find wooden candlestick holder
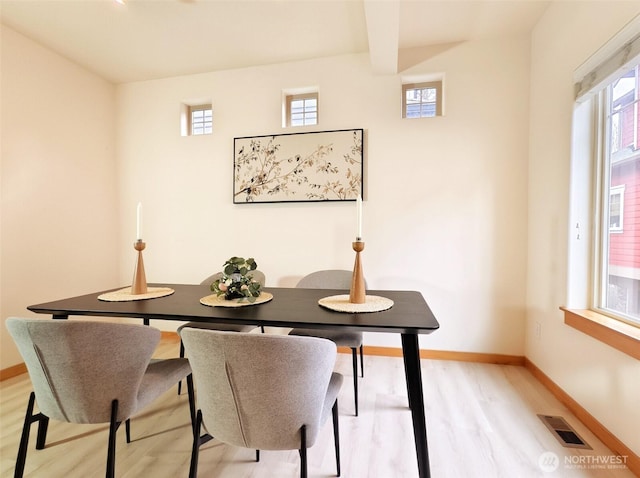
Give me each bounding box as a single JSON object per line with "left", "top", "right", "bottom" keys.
{"left": 131, "top": 240, "right": 148, "bottom": 295}
{"left": 350, "top": 240, "right": 366, "bottom": 304}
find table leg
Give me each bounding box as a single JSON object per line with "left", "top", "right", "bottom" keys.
{"left": 401, "top": 333, "right": 431, "bottom": 478}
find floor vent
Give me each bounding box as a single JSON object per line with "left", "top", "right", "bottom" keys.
{"left": 538, "top": 414, "right": 592, "bottom": 449}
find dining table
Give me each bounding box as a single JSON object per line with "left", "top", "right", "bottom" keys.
{"left": 28, "top": 283, "right": 440, "bottom": 478}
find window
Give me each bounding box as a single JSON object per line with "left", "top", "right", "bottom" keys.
{"left": 609, "top": 185, "right": 625, "bottom": 231}
{"left": 596, "top": 65, "right": 640, "bottom": 324}
{"left": 189, "top": 104, "right": 212, "bottom": 135}
{"left": 402, "top": 81, "right": 442, "bottom": 118}
{"left": 286, "top": 93, "right": 318, "bottom": 127}
{"left": 282, "top": 88, "right": 319, "bottom": 128}
{"left": 567, "top": 26, "right": 640, "bottom": 356}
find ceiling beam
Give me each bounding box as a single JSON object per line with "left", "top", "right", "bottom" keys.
{"left": 363, "top": 0, "right": 400, "bottom": 75}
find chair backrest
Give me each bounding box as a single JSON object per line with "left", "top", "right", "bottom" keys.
{"left": 180, "top": 328, "right": 336, "bottom": 450}
{"left": 6, "top": 317, "right": 160, "bottom": 424}
{"left": 296, "top": 269, "right": 366, "bottom": 289}
{"left": 200, "top": 270, "right": 266, "bottom": 287}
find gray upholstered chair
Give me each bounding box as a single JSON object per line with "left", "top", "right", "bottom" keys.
{"left": 289, "top": 269, "right": 365, "bottom": 416}
{"left": 180, "top": 328, "right": 343, "bottom": 478}
{"left": 176, "top": 270, "right": 265, "bottom": 394}
{"left": 6, "top": 317, "right": 195, "bottom": 478}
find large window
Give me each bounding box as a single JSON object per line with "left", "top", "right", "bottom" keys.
{"left": 568, "top": 25, "right": 640, "bottom": 356}
{"left": 597, "top": 64, "right": 640, "bottom": 325}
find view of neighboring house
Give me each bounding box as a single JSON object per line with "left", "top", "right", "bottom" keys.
{"left": 608, "top": 65, "right": 640, "bottom": 321}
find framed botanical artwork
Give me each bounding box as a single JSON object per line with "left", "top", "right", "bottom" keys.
{"left": 233, "top": 128, "right": 364, "bottom": 203}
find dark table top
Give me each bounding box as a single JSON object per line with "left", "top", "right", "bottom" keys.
{"left": 28, "top": 283, "right": 440, "bottom": 335}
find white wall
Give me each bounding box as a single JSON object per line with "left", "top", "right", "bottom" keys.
{"left": 527, "top": 2, "right": 640, "bottom": 456}
{"left": 0, "top": 26, "right": 119, "bottom": 368}
{"left": 115, "top": 35, "right": 530, "bottom": 354}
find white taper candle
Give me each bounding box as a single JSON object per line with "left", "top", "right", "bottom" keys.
{"left": 357, "top": 194, "right": 362, "bottom": 240}
{"left": 136, "top": 202, "right": 142, "bottom": 240}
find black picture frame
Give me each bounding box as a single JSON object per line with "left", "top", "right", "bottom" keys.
{"left": 233, "top": 128, "right": 364, "bottom": 203}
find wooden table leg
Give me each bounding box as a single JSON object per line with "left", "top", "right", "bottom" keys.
{"left": 401, "top": 333, "right": 431, "bottom": 478}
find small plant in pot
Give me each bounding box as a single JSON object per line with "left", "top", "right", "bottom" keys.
{"left": 211, "top": 257, "right": 261, "bottom": 302}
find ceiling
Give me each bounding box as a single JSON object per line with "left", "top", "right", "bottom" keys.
{"left": 0, "top": 0, "right": 552, "bottom": 84}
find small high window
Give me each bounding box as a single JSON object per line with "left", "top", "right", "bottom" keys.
{"left": 190, "top": 104, "right": 212, "bottom": 135}
{"left": 402, "top": 81, "right": 443, "bottom": 118}
{"left": 286, "top": 93, "right": 318, "bottom": 127}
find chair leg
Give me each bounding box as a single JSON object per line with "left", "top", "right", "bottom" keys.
{"left": 189, "top": 410, "right": 215, "bottom": 478}
{"left": 186, "top": 374, "right": 196, "bottom": 432}
{"left": 34, "top": 410, "right": 49, "bottom": 451}
{"left": 14, "top": 392, "right": 49, "bottom": 478}
{"left": 106, "top": 399, "right": 119, "bottom": 478}
{"left": 360, "top": 344, "right": 364, "bottom": 377}
{"left": 332, "top": 400, "right": 341, "bottom": 477}
{"left": 299, "top": 425, "right": 307, "bottom": 478}
{"left": 178, "top": 340, "right": 185, "bottom": 395}
{"left": 351, "top": 347, "right": 359, "bottom": 416}
{"left": 125, "top": 419, "right": 131, "bottom": 443}
{"left": 189, "top": 410, "right": 202, "bottom": 478}
{"left": 14, "top": 397, "right": 30, "bottom": 478}
{"left": 256, "top": 450, "right": 260, "bottom": 462}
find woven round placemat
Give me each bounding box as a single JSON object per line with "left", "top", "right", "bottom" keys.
{"left": 318, "top": 294, "right": 394, "bottom": 313}
{"left": 200, "top": 292, "right": 274, "bottom": 308}
{"left": 98, "top": 287, "right": 175, "bottom": 302}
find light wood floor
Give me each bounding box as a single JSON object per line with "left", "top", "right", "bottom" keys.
{"left": 0, "top": 335, "right": 635, "bottom": 478}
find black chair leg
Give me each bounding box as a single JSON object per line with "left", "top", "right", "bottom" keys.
{"left": 351, "top": 347, "right": 359, "bottom": 416}
{"left": 256, "top": 450, "right": 260, "bottom": 462}
{"left": 14, "top": 392, "right": 49, "bottom": 478}
{"left": 35, "top": 411, "right": 49, "bottom": 450}
{"left": 332, "top": 400, "right": 341, "bottom": 477}
{"left": 299, "top": 425, "right": 307, "bottom": 478}
{"left": 189, "top": 410, "right": 214, "bottom": 478}
{"left": 178, "top": 340, "right": 185, "bottom": 395}
{"left": 186, "top": 374, "right": 196, "bottom": 432}
{"left": 106, "top": 400, "right": 119, "bottom": 478}
{"left": 360, "top": 344, "right": 364, "bottom": 377}
{"left": 14, "top": 395, "right": 31, "bottom": 478}
{"left": 190, "top": 410, "right": 202, "bottom": 478}
{"left": 125, "top": 419, "right": 131, "bottom": 443}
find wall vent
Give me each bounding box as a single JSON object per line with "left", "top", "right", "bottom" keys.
{"left": 538, "top": 414, "right": 592, "bottom": 449}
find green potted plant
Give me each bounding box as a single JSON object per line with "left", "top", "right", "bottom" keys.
{"left": 211, "top": 256, "right": 261, "bottom": 302}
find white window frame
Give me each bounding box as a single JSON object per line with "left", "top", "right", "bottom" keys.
{"left": 565, "top": 21, "right": 640, "bottom": 357}
{"left": 285, "top": 93, "right": 318, "bottom": 127}
{"left": 402, "top": 81, "right": 443, "bottom": 118}
{"left": 189, "top": 104, "right": 212, "bottom": 136}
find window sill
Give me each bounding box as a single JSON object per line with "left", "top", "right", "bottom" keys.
{"left": 561, "top": 307, "right": 640, "bottom": 361}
